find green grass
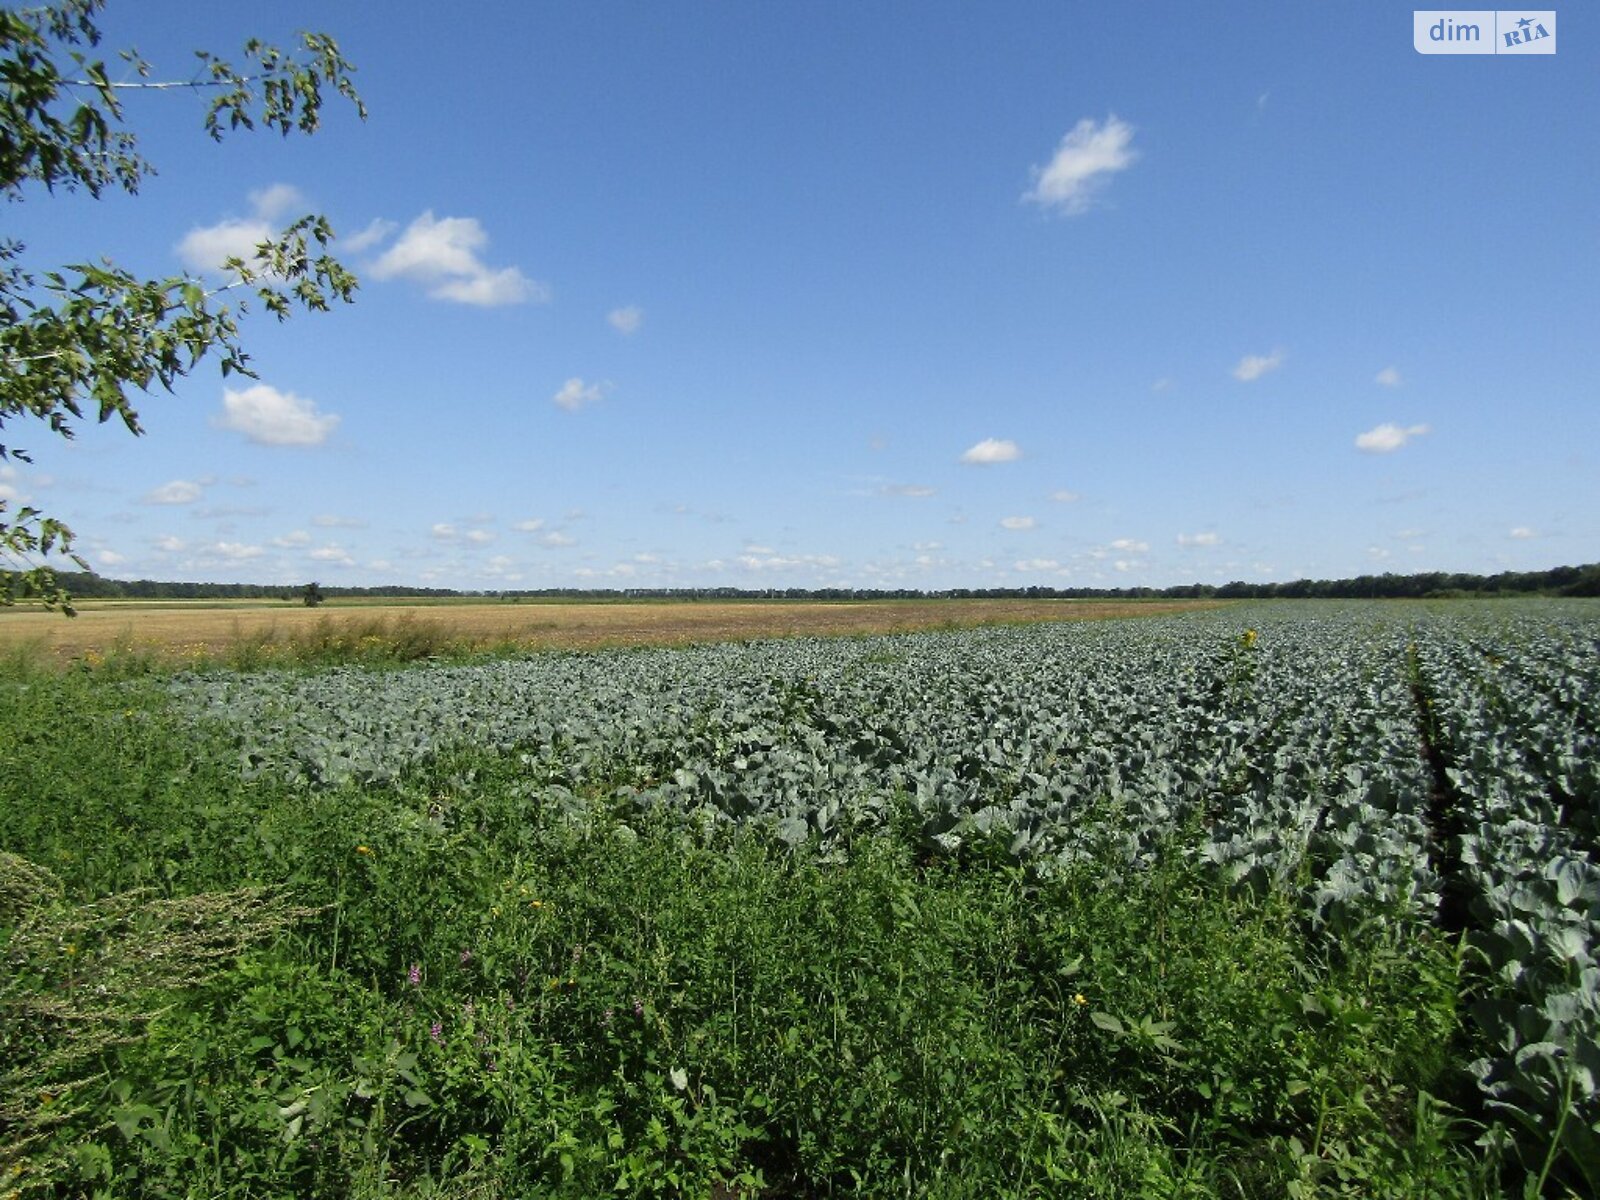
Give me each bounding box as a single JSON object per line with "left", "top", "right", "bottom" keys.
{"left": 0, "top": 663, "right": 1546, "bottom": 1198}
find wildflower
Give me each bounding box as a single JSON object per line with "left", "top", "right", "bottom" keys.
{"left": 1073, "top": 994, "right": 1087, "bottom": 1006}
{"left": 63, "top": 945, "right": 77, "bottom": 957}
{"left": 602, "top": 1007, "right": 614, "bottom": 1027}
{"left": 460, "top": 948, "right": 473, "bottom": 965}
{"left": 407, "top": 963, "right": 422, "bottom": 987}
{"left": 633, "top": 997, "right": 644, "bottom": 1019}
{"left": 356, "top": 845, "right": 372, "bottom": 856}
{"left": 429, "top": 1021, "right": 444, "bottom": 1044}
{"left": 529, "top": 899, "right": 544, "bottom": 909}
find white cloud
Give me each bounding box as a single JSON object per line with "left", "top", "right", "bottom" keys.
{"left": 342, "top": 217, "right": 398, "bottom": 253}
{"left": 1177, "top": 532, "right": 1221, "bottom": 547}
{"left": 745, "top": 544, "right": 776, "bottom": 555}
{"left": 1049, "top": 489, "right": 1080, "bottom": 503}
{"left": 175, "top": 184, "right": 306, "bottom": 275}
{"left": 552, "top": 378, "right": 607, "bottom": 411}
{"left": 1000, "top": 516, "right": 1036, "bottom": 530}
{"left": 1374, "top": 366, "right": 1402, "bottom": 387}
{"left": 154, "top": 535, "right": 186, "bottom": 552}
{"left": 538, "top": 531, "right": 576, "bottom": 548}
{"left": 1023, "top": 115, "right": 1138, "bottom": 216}
{"left": 912, "top": 541, "right": 943, "bottom": 552}
{"left": 144, "top": 479, "right": 203, "bottom": 505}
{"left": 1015, "top": 558, "right": 1061, "bottom": 571}
{"left": 313, "top": 514, "right": 366, "bottom": 529}
{"left": 369, "top": 211, "right": 545, "bottom": 307}
{"left": 961, "top": 438, "right": 1022, "bottom": 464}
{"left": 1113, "top": 560, "right": 1139, "bottom": 573}
{"left": 464, "top": 529, "right": 495, "bottom": 545}
{"left": 608, "top": 305, "right": 643, "bottom": 334}
{"left": 1355, "top": 422, "right": 1430, "bottom": 453}
{"left": 206, "top": 541, "right": 264, "bottom": 561}
{"left": 272, "top": 530, "right": 312, "bottom": 548}
{"left": 217, "top": 383, "right": 340, "bottom": 447}
{"left": 250, "top": 183, "right": 305, "bottom": 221}
{"left": 1110, "top": 537, "right": 1149, "bottom": 553}
{"left": 514, "top": 518, "right": 547, "bottom": 532}
{"left": 1509, "top": 526, "right": 1537, "bottom": 539}
{"left": 1232, "top": 349, "right": 1285, "bottom": 382}
{"left": 882, "top": 483, "right": 936, "bottom": 498}
{"left": 309, "top": 544, "right": 354, "bottom": 565}
{"left": 96, "top": 549, "right": 128, "bottom": 566}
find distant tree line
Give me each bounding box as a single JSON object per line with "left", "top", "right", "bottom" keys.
{"left": 28, "top": 562, "right": 1600, "bottom": 604}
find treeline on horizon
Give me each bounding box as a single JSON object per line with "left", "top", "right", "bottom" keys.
{"left": 32, "top": 562, "right": 1600, "bottom": 603}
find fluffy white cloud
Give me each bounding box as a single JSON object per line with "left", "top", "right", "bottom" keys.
{"left": 514, "top": 518, "right": 547, "bottom": 532}
{"left": 95, "top": 549, "right": 128, "bottom": 566}
{"left": 960, "top": 438, "right": 1021, "bottom": 464}
{"left": 216, "top": 384, "right": 340, "bottom": 447}
{"left": 1049, "top": 489, "right": 1080, "bottom": 503}
{"left": 144, "top": 479, "right": 203, "bottom": 505}
{"left": 431, "top": 523, "right": 458, "bottom": 540}
{"left": 464, "top": 529, "right": 495, "bottom": 545}
{"left": 1015, "top": 558, "right": 1061, "bottom": 571}
{"left": 538, "top": 531, "right": 576, "bottom": 548}
{"left": 272, "top": 530, "right": 312, "bottom": 548}
{"left": 1110, "top": 537, "right": 1149, "bottom": 553}
{"left": 552, "top": 378, "right": 607, "bottom": 411}
{"left": 1509, "top": 526, "right": 1536, "bottom": 539}
{"left": 1355, "top": 422, "right": 1430, "bottom": 453}
{"left": 342, "top": 217, "right": 398, "bottom": 253}
{"left": 309, "top": 545, "right": 354, "bottom": 565}
{"left": 154, "top": 535, "right": 186, "bottom": 552}
{"left": 1177, "top": 531, "right": 1221, "bottom": 547}
{"left": 175, "top": 184, "right": 307, "bottom": 275}
{"left": 1232, "top": 349, "right": 1285, "bottom": 382}
{"left": 999, "top": 516, "right": 1036, "bottom": 530}
{"left": 1375, "top": 366, "right": 1402, "bottom": 387}
{"left": 608, "top": 305, "right": 643, "bottom": 334}
{"left": 369, "top": 211, "right": 545, "bottom": 306}
{"left": 1023, "top": 115, "right": 1138, "bottom": 216}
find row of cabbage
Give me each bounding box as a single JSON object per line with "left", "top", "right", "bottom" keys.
{"left": 1410, "top": 609, "right": 1600, "bottom": 1182}
{"left": 172, "top": 605, "right": 1443, "bottom": 929}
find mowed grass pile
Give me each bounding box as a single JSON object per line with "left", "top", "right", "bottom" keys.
{"left": 0, "top": 659, "right": 1519, "bottom": 1198}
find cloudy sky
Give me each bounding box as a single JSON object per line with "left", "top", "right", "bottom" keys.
{"left": 6, "top": 3, "right": 1596, "bottom": 590}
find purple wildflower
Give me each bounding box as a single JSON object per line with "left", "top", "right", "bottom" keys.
{"left": 633, "top": 997, "right": 644, "bottom": 1019}
{"left": 429, "top": 1020, "right": 444, "bottom": 1044}
{"left": 407, "top": 963, "right": 422, "bottom": 987}
{"left": 460, "top": 948, "right": 473, "bottom": 965}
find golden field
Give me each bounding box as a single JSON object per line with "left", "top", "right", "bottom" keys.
{"left": 0, "top": 597, "right": 1223, "bottom": 663}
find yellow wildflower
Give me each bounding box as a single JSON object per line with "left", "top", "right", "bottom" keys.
{"left": 356, "top": 845, "right": 372, "bottom": 856}
{"left": 1072, "top": 993, "right": 1087, "bottom": 1006}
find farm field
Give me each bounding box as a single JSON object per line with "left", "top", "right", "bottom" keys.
{"left": 1, "top": 600, "right": 1596, "bottom": 1197}
{"left": 0, "top": 597, "right": 1216, "bottom": 664}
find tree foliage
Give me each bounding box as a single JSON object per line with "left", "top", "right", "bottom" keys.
{"left": 0, "top": 0, "right": 364, "bottom": 611}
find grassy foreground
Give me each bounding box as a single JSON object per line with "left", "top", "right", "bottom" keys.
{"left": 0, "top": 651, "right": 1540, "bottom": 1199}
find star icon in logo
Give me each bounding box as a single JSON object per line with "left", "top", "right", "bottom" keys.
{"left": 1517, "top": 16, "right": 1534, "bottom": 30}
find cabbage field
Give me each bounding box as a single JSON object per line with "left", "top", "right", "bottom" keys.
{"left": 3, "top": 600, "right": 1596, "bottom": 1197}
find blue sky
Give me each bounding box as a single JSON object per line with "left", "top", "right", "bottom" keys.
{"left": 5, "top": 1, "right": 1596, "bottom": 590}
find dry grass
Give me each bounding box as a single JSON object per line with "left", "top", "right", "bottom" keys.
{"left": 0, "top": 597, "right": 1224, "bottom": 666}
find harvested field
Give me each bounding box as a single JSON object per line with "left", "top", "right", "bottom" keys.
{"left": 0, "top": 597, "right": 1223, "bottom": 662}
